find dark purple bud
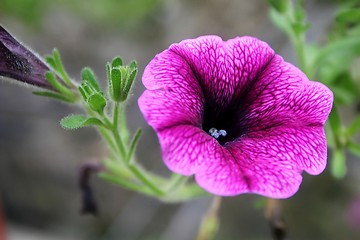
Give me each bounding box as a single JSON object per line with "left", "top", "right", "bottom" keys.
{"left": 78, "top": 162, "right": 104, "bottom": 216}
{"left": 0, "top": 25, "right": 53, "bottom": 90}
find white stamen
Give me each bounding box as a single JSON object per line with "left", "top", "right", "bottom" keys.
{"left": 209, "top": 128, "right": 227, "bottom": 139}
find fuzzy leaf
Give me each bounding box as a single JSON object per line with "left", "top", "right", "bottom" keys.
{"left": 60, "top": 115, "right": 104, "bottom": 130}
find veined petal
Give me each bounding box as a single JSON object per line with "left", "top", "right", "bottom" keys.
{"left": 224, "top": 36, "right": 275, "bottom": 94}
{"left": 236, "top": 126, "right": 327, "bottom": 175}
{"left": 239, "top": 55, "right": 333, "bottom": 133}
{"left": 156, "top": 125, "right": 215, "bottom": 175}
{"left": 169, "top": 36, "right": 275, "bottom": 110}
{"left": 195, "top": 142, "right": 302, "bottom": 198}
{"left": 138, "top": 89, "right": 203, "bottom": 131}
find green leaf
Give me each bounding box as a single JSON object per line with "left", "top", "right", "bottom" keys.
{"left": 87, "top": 93, "right": 106, "bottom": 114}
{"left": 33, "top": 91, "right": 73, "bottom": 103}
{"left": 294, "top": 0, "right": 305, "bottom": 22}
{"left": 312, "top": 37, "right": 360, "bottom": 76}
{"left": 269, "top": 8, "right": 294, "bottom": 39}
{"left": 345, "top": 116, "right": 360, "bottom": 137}
{"left": 331, "top": 148, "right": 346, "bottom": 178}
{"left": 267, "top": 0, "right": 288, "bottom": 13}
{"left": 112, "top": 57, "right": 123, "bottom": 68}
{"left": 127, "top": 128, "right": 142, "bottom": 163}
{"left": 60, "top": 114, "right": 104, "bottom": 130}
{"left": 291, "top": 22, "right": 310, "bottom": 37}
{"left": 347, "top": 141, "right": 360, "bottom": 158}
{"left": 332, "top": 85, "right": 356, "bottom": 105}
{"left": 82, "top": 67, "right": 101, "bottom": 93}
{"left": 336, "top": 9, "right": 360, "bottom": 24}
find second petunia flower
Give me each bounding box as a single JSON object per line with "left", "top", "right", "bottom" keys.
{"left": 139, "top": 36, "right": 333, "bottom": 198}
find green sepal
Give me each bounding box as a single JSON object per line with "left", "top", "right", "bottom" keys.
{"left": 44, "top": 55, "right": 57, "bottom": 70}
{"left": 110, "top": 68, "right": 122, "bottom": 101}
{"left": 112, "top": 57, "right": 123, "bottom": 68}
{"left": 331, "top": 148, "right": 346, "bottom": 179}
{"left": 87, "top": 93, "right": 106, "bottom": 114}
{"left": 45, "top": 71, "right": 73, "bottom": 96}
{"left": 82, "top": 67, "right": 101, "bottom": 93}
{"left": 60, "top": 114, "right": 104, "bottom": 130}
{"left": 121, "top": 68, "right": 137, "bottom": 101}
{"left": 129, "top": 60, "right": 137, "bottom": 71}
{"left": 33, "top": 91, "right": 74, "bottom": 103}
{"left": 52, "top": 48, "right": 73, "bottom": 87}
{"left": 78, "top": 85, "right": 88, "bottom": 101}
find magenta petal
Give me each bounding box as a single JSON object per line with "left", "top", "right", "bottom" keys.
{"left": 242, "top": 55, "right": 333, "bottom": 132}
{"left": 195, "top": 143, "right": 302, "bottom": 198}
{"left": 236, "top": 126, "right": 327, "bottom": 174}
{"left": 156, "top": 125, "right": 215, "bottom": 175}
{"left": 138, "top": 89, "right": 203, "bottom": 131}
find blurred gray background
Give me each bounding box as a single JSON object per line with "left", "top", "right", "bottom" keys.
{"left": 0, "top": 0, "right": 360, "bottom": 239}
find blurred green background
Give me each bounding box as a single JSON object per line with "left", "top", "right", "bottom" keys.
{"left": 0, "top": 0, "right": 360, "bottom": 239}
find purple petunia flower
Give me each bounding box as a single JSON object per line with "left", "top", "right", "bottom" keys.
{"left": 0, "top": 25, "right": 52, "bottom": 89}
{"left": 138, "top": 36, "right": 333, "bottom": 198}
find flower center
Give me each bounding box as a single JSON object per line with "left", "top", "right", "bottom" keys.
{"left": 208, "top": 128, "right": 227, "bottom": 139}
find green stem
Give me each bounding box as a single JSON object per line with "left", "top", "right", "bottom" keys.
{"left": 294, "top": 36, "right": 307, "bottom": 73}
{"left": 128, "top": 164, "right": 164, "bottom": 196}
{"left": 99, "top": 172, "right": 156, "bottom": 196}
{"left": 113, "top": 102, "right": 119, "bottom": 131}
{"left": 112, "top": 128, "right": 127, "bottom": 158}
{"left": 166, "top": 174, "right": 188, "bottom": 192}
{"left": 98, "top": 127, "right": 117, "bottom": 156}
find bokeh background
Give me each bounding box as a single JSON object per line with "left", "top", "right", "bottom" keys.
{"left": 0, "top": 0, "right": 360, "bottom": 239}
